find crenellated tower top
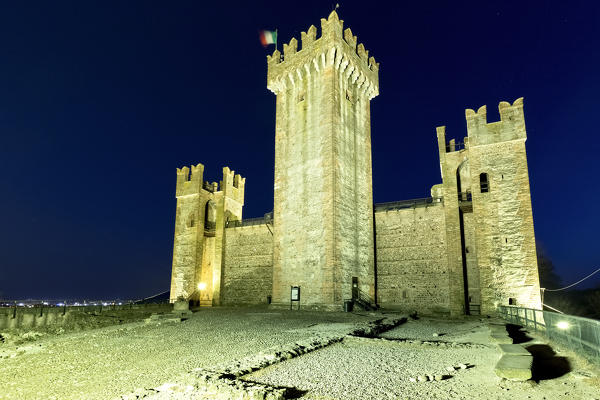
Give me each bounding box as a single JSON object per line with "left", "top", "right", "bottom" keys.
{"left": 266, "top": 11, "right": 379, "bottom": 100}
{"left": 437, "top": 97, "right": 527, "bottom": 155}
{"left": 175, "top": 163, "right": 245, "bottom": 204}
{"left": 176, "top": 163, "right": 204, "bottom": 197}
{"left": 221, "top": 166, "right": 245, "bottom": 205}
{"left": 465, "top": 97, "right": 526, "bottom": 146}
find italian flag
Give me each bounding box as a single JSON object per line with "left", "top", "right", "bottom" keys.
{"left": 259, "top": 30, "right": 277, "bottom": 47}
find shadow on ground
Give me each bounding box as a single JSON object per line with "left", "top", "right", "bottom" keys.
{"left": 526, "top": 344, "right": 571, "bottom": 381}
{"left": 506, "top": 323, "right": 534, "bottom": 344}
{"left": 242, "top": 380, "right": 307, "bottom": 399}
{"left": 505, "top": 324, "right": 571, "bottom": 381}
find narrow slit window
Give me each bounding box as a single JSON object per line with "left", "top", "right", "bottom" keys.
{"left": 345, "top": 89, "right": 354, "bottom": 103}
{"left": 480, "top": 173, "right": 489, "bottom": 193}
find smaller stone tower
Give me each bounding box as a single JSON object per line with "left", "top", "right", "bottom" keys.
{"left": 170, "top": 164, "right": 245, "bottom": 305}
{"left": 436, "top": 98, "right": 541, "bottom": 316}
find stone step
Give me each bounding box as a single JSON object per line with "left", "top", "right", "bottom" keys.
{"left": 494, "top": 354, "right": 533, "bottom": 381}
{"left": 489, "top": 325, "right": 508, "bottom": 335}
{"left": 498, "top": 344, "right": 530, "bottom": 356}
{"left": 490, "top": 334, "right": 512, "bottom": 344}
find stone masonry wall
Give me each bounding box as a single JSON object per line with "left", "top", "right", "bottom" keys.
{"left": 469, "top": 139, "right": 541, "bottom": 313}
{"left": 374, "top": 205, "right": 450, "bottom": 314}
{"left": 269, "top": 12, "right": 379, "bottom": 309}
{"left": 222, "top": 225, "right": 273, "bottom": 305}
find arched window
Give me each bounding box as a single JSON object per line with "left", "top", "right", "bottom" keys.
{"left": 204, "top": 200, "right": 217, "bottom": 231}
{"left": 480, "top": 173, "right": 489, "bottom": 193}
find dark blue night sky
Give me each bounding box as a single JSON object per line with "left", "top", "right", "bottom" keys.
{"left": 1, "top": 1, "right": 598, "bottom": 300}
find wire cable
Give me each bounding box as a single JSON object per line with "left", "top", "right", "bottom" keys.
{"left": 544, "top": 266, "right": 600, "bottom": 292}
{"left": 134, "top": 290, "right": 169, "bottom": 303}
{"left": 542, "top": 303, "right": 565, "bottom": 314}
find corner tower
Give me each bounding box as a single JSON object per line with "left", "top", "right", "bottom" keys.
{"left": 170, "top": 164, "right": 245, "bottom": 305}
{"left": 267, "top": 11, "right": 379, "bottom": 309}
{"left": 436, "top": 98, "right": 541, "bottom": 316}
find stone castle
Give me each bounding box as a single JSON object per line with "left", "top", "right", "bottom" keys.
{"left": 169, "top": 11, "right": 542, "bottom": 316}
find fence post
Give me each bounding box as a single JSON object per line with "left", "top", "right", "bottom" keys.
{"left": 533, "top": 308, "right": 537, "bottom": 331}
{"left": 12, "top": 301, "right": 16, "bottom": 319}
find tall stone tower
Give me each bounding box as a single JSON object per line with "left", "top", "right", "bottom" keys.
{"left": 436, "top": 98, "right": 541, "bottom": 316}
{"left": 170, "top": 164, "right": 245, "bottom": 305}
{"left": 267, "top": 11, "right": 379, "bottom": 309}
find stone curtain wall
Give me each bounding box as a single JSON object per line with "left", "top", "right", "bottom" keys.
{"left": 222, "top": 225, "right": 274, "bottom": 305}
{"left": 374, "top": 205, "right": 450, "bottom": 314}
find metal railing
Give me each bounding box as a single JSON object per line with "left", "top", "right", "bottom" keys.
{"left": 498, "top": 305, "right": 600, "bottom": 365}
{"left": 226, "top": 212, "right": 274, "bottom": 228}
{"left": 446, "top": 141, "right": 466, "bottom": 152}
{"left": 203, "top": 182, "right": 217, "bottom": 192}
{"left": 374, "top": 197, "right": 443, "bottom": 212}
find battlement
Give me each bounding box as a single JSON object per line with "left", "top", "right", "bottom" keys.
{"left": 266, "top": 11, "right": 379, "bottom": 100}
{"left": 465, "top": 97, "right": 526, "bottom": 146}
{"left": 220, "top": 167, "right": 245, "bottom": 205}
{"left": 175, "top": 163, "right": 204, "bottom": 197}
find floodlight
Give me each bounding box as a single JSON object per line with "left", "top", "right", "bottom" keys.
{"left": 557, "top": 321, "right": 570, "bottom": 330}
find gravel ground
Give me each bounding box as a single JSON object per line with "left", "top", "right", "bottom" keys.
{"left": 245, "top": 317, "right": 600, "bottom": 400}
{"left": 379, "top": 317, "right": 488, "bottom": 343}
{"left": 2, "top": 312, "right": 599, "bottom": 400}
{"left": 0, "top": 307, "right": 377, "bottom": 400}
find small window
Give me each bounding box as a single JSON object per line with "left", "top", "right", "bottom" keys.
{"left": 188, "top": 214, "right": 195, "bottom": 228}
{"left": 480, "top": 173, "right": 489, "bottom": 193}
{"left": 508, "top": 298, "right": 516, "bottom": 305}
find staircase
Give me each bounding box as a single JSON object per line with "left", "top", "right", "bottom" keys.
{"left": 353, "top": 288, "right": 378, "bottom": 311}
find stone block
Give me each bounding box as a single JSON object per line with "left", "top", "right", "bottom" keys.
{"left": 490, "top": 334, "right": 512, "bottom": 344}
{"left": 494, "top": 354, "right": 533, "bottom": 381}
{"left": 498, "top": 344, "right": 530, "bottom": 356}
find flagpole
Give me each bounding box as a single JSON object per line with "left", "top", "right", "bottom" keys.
{"left": 275, "top": 29, "right": 278, "bottom": 52}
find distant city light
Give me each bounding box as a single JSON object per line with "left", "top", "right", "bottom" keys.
{"left": 198, "top": 282, "right": 207, "bottom": 290}
{"left": 557, "top": 321, "right": 570, "bottom": 330}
